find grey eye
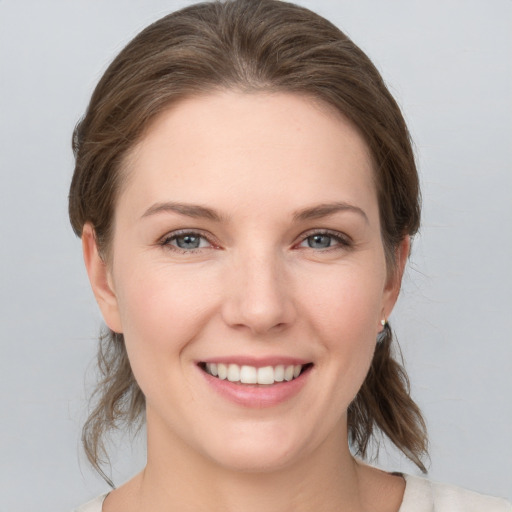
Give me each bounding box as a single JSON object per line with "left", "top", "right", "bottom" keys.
{"left": 306, "top": 234, "right": 333, "bottom": 249}
{"left": 161, "top": 230, "right": 213, "bottom": 252}
{"left": 174, "top": 234, "right": 203, "bottom": 249}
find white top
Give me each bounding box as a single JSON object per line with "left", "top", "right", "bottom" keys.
{"left": 74, "top": 474, "right": 512, "bottom": 512}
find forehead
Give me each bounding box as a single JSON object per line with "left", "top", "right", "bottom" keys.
{"left": 118, "top": 91, "right": 377, "bottom": 221}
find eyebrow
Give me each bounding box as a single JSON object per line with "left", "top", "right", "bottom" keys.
{"left": 292, "top": 202, "right": 369, "bottom": 224}
{"left": 141, "top": 202, "right": 225, "bottom": 222}
{"left": 141, "top": 200, "right": 368, "bottom": 224}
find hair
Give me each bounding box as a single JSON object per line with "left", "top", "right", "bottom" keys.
{"left": 69, "top": 0, "right": 427, "bottom": 484}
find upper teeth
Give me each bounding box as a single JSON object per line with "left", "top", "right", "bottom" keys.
{"left": 205, "top": 363, "right": 303, "bottom": 384}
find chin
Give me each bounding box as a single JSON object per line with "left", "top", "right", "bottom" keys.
{"left": 210, "top": 446, "right": 298, "bottom": 474}
{"left": 201, "top": 423, "right": 312, "bottom": 473}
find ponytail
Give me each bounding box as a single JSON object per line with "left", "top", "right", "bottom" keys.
{"left": 348, "top": 322, "right": 428, "bottom": 472}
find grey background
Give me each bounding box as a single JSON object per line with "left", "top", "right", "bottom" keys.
{"left": 0, "top": 1, "right": 510, "bottom": 510}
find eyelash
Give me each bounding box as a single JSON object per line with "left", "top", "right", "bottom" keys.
{"left": 158, "top": 229, "right": 217, "bottom": 254}
{"left": 297, "top": 229, "right": 352, "bottom": 251}
{"left": 158, "top": 229, "right": 352, "bottom": 254}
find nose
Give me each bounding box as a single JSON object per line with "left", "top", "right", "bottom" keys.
{"left": 221, "top": 249, "right": 297, "bottom": 336}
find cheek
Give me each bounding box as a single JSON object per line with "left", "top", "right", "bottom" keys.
{"left": 113, "top": 262, "right": 218, "bottom": 378}
{"left": 301, "top": 263, "right": 385, "bottom": 339}
{"left": 299, "top": 263, "right": 385, "bottom": 388}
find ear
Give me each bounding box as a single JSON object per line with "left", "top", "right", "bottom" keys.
{"left": 82, "top": 223, "right": 123, "bottom": 333}
{"left": 381, "top": 235, "right": 410, "bottom": 326}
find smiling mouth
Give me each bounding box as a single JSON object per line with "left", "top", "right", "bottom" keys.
{"left": 199, "top": 362, "right": 313, "bottom": 385}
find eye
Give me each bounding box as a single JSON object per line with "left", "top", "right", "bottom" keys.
{"left": 298, "top": 230, "right": 350, "bottom": 250}
{"left": 160, "top": 230, "right": 213, "bottom": 252}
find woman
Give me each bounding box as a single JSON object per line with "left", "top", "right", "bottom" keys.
{"left": 69, "top": 1, "right": 511, "bottom": 510}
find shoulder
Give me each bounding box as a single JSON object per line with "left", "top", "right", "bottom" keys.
{"left": 72, "top": 493, "right": 108, "bottom": 512}
{"left": 401, "top": 474, "right": 512, "bottom": 512}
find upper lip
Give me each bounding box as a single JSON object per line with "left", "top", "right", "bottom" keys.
{"left": 197, "top": 356, "right": 311, "bottom": 367}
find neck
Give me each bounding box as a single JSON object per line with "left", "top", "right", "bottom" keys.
{"left": 134, "top": 412, "right": 366, "bottom": 512}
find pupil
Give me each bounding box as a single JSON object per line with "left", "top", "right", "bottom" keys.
{"left": 309, "top": 234, "right": 331, "bottom": 249}
{"left": 177, "top": 235, "right": 200, "bottom": 249}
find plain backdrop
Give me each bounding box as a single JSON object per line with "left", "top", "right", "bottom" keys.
{"left": 0, "top": 1, "right": 511, "bottom": 510}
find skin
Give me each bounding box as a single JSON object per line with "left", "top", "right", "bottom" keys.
{"left": 83, "top": 91, "right": 409, "bottom": 512}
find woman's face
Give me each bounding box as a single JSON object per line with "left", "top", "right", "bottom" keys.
{"left": 85, "top": 91, "right": 404, "bottom": 472}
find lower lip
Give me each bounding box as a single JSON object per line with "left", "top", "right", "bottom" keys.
{"left": 199, "top": 366, "right": 311, "bottom": 408}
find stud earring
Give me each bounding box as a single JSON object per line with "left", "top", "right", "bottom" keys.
{"left": 377, "top": 318, "right": 387, "bottom": 344}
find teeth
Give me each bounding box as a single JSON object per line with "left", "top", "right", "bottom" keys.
{"left": 257, "top": 366, "right": 274, "bottom": 385}
{"left": 240, "top": 365, "right": 257, "bottom": 384}
{"left": 227, "top": 364, "right": 240, "bottom": 382}
{"left": 217, "top": 363, "right": 227, "bottom": 380}
{"left": 284, "top": 365, "right": 294, "bottom": 381}
{"left": 204, "top": 363, "right": 305, "bottom": 384}
{"left": 208, "top": 363, "right": 218, "bottom": 376}
{"left": 274, "top": 365, "right": 284, "bottom": 382}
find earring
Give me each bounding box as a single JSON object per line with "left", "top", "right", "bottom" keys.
{"left": 377, "top": 318, "right": 387, "bottom": 345}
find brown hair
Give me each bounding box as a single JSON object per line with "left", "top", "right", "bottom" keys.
{"left": 69, "top": 0, "right": 427, "bottom": 484}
